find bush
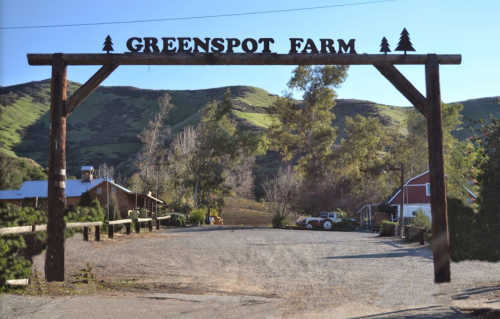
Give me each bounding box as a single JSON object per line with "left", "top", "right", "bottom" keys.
{"left": 332, "top": 209, "right": 356, "bottom": 230}
{"left": 0, "top": 204, "right": 47, "bottom": 291}
{"left": 271, "top": 210, "right": 288, "bottom": 227}
{"left": 380, "top": 221, "right": 399, "bottom": 237}
{"left": 65, "top": 202, "right": 106, "bottom": 236}
{"left": 410, "top": 208, "right": 432, "bottom": 242}
{"left": 448, "top": 196, "right": 479, "bottom": 261}
{"left": 169, "top": 213, "right": 186, "bottom": 226}
{"left": 189, "top": 208, "right": 206, "bottom": 226}
{"left": 78, "top": 191, "right": 92, "bottom": 207}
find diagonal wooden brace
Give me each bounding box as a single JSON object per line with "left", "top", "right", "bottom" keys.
{"left": 373, "top": 62, "right": 428, "bottom": 118}
{"left": 65, "top": 62, "right": 119, "bottom": 116}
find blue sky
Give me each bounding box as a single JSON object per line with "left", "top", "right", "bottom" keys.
{"left": 1, "top": 0, "right": 498, "bottom": 106}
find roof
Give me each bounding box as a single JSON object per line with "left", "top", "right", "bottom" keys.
{"left": 81, "top": 166, "right": 94, "bottom": 171}
{"left": 0, "top": 178, "right": 163, "bottom": 203}
{"left": 356, "top": 204, "right": 380, "bottom": 214}
{"left": 0, "top": 189, "right": 25, "bottom": 200}
{"left": 85, "top": 179, "right": 132, "bottom": 194}
{"left": 387, "top": 171, "right": 430, "bottom": 204}
{"left": 0, "top": 178, "right": 106, "bottom": 199}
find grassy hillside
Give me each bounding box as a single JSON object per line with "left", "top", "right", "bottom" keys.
{"left": 450, "top": 97, "right": 500, "bottom": 141}
{"left": 1, "top": 79, "right": 498, "bottom": 178}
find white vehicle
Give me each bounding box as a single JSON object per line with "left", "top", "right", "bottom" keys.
{"left": 297, "top": 212, "right": 356, "bottom": 230}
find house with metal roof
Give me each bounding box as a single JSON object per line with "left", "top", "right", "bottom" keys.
{"left": 0, "top": 166, "right": 163, "bottom": 218}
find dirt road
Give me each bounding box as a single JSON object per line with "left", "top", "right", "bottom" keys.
{"left": 1, "top": 226, "right": 499, "bottom": 318}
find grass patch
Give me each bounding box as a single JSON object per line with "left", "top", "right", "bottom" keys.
{"left": 233, "top": 110, "right": 273, "bottom": 128}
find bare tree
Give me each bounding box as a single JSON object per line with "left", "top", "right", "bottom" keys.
{"left": 223, "top": 155, "right": 255, "bottom": 198}
{"left": 167, "top": 126, "right": 198, "bottom": 207}
{"left": 96, "top": 162, "right": 115, "bottom": 179}
{"left": 262, "top": 166, "right": 301, "bottom": 226}
{"left": 137, "top": 93, "right": 175, "bottom": 179}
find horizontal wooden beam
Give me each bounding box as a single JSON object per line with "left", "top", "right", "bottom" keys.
{"left": 27, "top": 53, "right": 462, "bottom": 66}
{"left": 65, "top": 61, "right": 119, "bottom": 116}
{"left": 373, "top": 62, "right": 428, "bottom": 118}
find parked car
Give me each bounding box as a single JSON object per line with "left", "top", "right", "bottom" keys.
{"left": 296, "top": 212, "right": 356, "bottom": 231}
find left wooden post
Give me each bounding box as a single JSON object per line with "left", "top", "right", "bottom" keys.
{"left": 45, "top": 53, "right": 67, "bottom": 282}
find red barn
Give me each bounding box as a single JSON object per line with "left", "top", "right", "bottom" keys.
{"left": 387, "top": 170, "right": 432, "bottom": 222}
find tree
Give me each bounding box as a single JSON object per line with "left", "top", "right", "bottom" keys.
{"left": 390, "top": 103, "right": 467, "bottom": 197}
{"left": 267, "top": 65, "right": 348, "bottom": 180}
{"left": 263, "top": 166, "right": 301, "bottom": 226}
{"left": 96, "top": 162, "right": 115, "bottom": 179}
{"left": 190, "top": 89, "right": 266, "bottom": 211}
{"left": 380, "top": 37, "right": 391, "bottom": 54}
{"left": 103, "top": 35, "right": 114, "bottom": 54}
{"left": 467, "top": 115, "right": 500, "bottom": 261}
{"left": 136, "top": 93, "right": 175, "bottom": 185}
{"left": 394, "top": 28, "right": 415, "bottom": 55}
{"left": 327, "top": 115, "right": 393, "bottom": 212}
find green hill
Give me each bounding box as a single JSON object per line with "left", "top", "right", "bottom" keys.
{"left": 1, "top": 79, "right": 498, "bottom": 177}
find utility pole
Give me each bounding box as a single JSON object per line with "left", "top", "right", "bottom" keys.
{"left": 106, "top": 175, "right": 109, "bottom": 222}
{"left": 390, "top": 162, "right": 405, "bottom": 238}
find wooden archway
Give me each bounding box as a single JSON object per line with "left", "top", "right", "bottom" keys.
{"left": 28, "top": 52, "right": 461, "bottom": 283}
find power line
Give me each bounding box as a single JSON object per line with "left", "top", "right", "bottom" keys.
{"left": 1, "top": 0, "right": 402, "bottom": 30}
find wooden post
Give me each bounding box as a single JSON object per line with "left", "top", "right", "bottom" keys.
{"left": 167, "top": 218, "right": 170, "bottom": 228}
{"left": 148, "top": 220, "right": 153, "bottom": 232}
{"left": 94, "top": 226, "right": 100, "bottom": 241}
{"left": 399, "top": 163, "right": 405, "bottom": 239}
{"left": 83, "top": 227, "right": 89, "bottom": 241}
{"left": 45, "top": 53, "right": 67, "bottom": 282}
{"left": 425, "top": 54, "right": 451, "bottom": 283}
{"left": 135, "top": 220, "right": 140, "bottom": 233}
{"left": 419, "top": 230, "right": 425, "bottom": 245}
{"left": 156, "top": 219, "right": 160, "bottom": 230}
{"left": 108, "top": 224, "right": 114, "bottom": 239}
{"left": 126, "top": 222, "right": 131, "bottom": 235}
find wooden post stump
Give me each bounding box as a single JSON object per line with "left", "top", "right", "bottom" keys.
{"left": 94, "top": 226, "right": 100, "bottom": 241}
{"left": 148, "top": 220, "right": 153, "bottom": 232}
{"left": 108, "top": 224, "right": 114, "bottom": 239}
{"left": 83, "top": 227, "right": 89, "bottom": 241}
{"left": 135, "top": 220, "right": 140, "bottom": 233}
{"left": 156, "top": 219, "right": 160, "bottom": 230}
{"left": 126, "top": 222, "right": 131, "bottom": 235}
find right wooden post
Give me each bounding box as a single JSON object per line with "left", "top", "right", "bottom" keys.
{"left": 425, "top": 54, "right": 451, "bottom": 283}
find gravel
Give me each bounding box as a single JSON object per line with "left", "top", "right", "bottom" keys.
{"left": 1, "top": 226, "right": 499, "bottom": 318}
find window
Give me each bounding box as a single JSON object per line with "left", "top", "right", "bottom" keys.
{"left": 97, "top": 187, "right": 102, "bottom": 195}
{"left": 426, "top": 183, "right": 431, "bottom": 196}
{"left": 111, "top": 187, "right": 116, "bottom": 194}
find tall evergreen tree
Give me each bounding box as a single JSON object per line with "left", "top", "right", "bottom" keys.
{"left": 267, "top": 65, "right": 348, "bottom": 180}
{"left": 395, "top": 28, "right": 415, "bottom": 55}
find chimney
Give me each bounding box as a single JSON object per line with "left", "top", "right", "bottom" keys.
{"left": 81, "top": 166, "right": 94, "bottom": 182}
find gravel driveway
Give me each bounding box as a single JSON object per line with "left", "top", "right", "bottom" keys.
{"left": 1, "top": 226, "right": 499, "bottom": 318}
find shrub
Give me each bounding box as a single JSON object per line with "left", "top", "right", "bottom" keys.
{"left": 0, "top": 204, "right": 47, "bottom": 291}
{"left": 78, "top": 191, "right": 92, "bottom": 207}
{"left": 332, "top": 209, "right": 356, "bottom": 230}
{"left": 271, "top": 209, "right": 288, "bottom": 227}
{"left": 169, "top": 213, "right": 186, "bottom": 226}
{"left": 189, "top": 208, "right": 206, "bottom": 226}
{"left": 410, "top": 208, "right": 432, "bottom": 242}
{"left": 448, "top": 196, "right": 478, "bottom": 261}
{"left": 380, "top": 221, "right": 399, "bottom": 237}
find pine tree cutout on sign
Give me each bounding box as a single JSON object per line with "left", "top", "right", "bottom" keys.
{"left": 394, "top": 28, "right": 415, "bottom": 55}
{"left": 103, "top": 35, "right": 114, "bottom": 54}
{"left": 380, "top": 37, "right": 391, "bottom": 55}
